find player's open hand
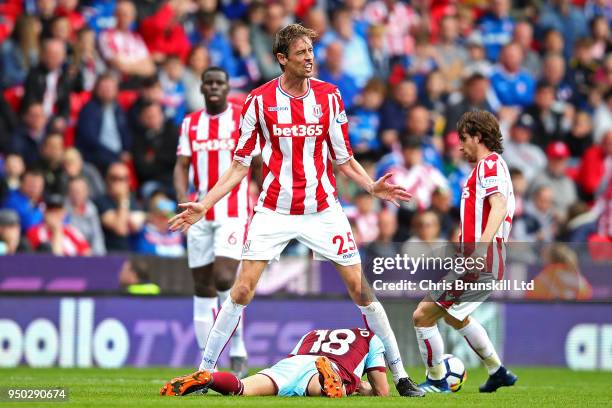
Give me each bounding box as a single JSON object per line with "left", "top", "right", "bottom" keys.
{"left": 168, "top": 202, "right": 207, "bottom": 232}
{"left": 371, "top": 173, "right": 412, "bottom": 207}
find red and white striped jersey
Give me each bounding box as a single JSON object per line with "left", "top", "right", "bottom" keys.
{"left": 27, "top": 224, "right": 91, "bottom": 256}
{"left": 98, "top": 29, "right": 150, "bottom": 63}
{"left": 460, "top": 152, "right": 515, "bottom": 279}
{"left": 233, "top": 77, "right": 353, "bottom": 215}
{"left": 177, "top": 104, "right": 249, "bottom": 221}
{"left": 290, "top": 328, "right": 386, "bottom": 396}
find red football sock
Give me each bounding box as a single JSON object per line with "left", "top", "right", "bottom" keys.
{"left": 210, "top": 372, "right": 244, "bottom": 395}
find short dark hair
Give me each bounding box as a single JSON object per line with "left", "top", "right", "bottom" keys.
{"left": 272, "top": 24, "right": 317, "bottom": 70}
{"left": 200, "top": 66, "right": 229, "bottom": 83}
{"left": 457, "top": 110, "right": 503, "bottom": 154}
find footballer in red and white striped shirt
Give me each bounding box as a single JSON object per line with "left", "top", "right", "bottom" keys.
{"left": 169, "top": 25, "right": 421, "bottom": 396}
{"left": 412, "top": 111, "right": 518, "bottom": 394}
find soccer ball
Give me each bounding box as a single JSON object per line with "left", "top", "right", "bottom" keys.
{"left": 427, "top": 354, "right": 467, "bottom": 392}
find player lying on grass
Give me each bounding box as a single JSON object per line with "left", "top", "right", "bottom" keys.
{"left": 160, "top": 327, "right": 389, "bottom": 398}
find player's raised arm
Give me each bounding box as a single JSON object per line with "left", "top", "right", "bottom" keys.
{"left": 338, "top": 159, "right": 412, "bottom": 207}
{"left": 168, "top": 161, "right": 249, "bottom": 232}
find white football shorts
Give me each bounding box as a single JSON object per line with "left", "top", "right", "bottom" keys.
{"left": 242, "top": 202, "right": 361, "bottom": 266}
{"left": 187, "top": 218, "right": 247, "bottom": 268}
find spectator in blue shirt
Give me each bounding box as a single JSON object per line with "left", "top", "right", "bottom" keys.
{"left": 326, "top": 6, "right": 373, "bottom": 88}
{"left": 159, "top": 55, "right": 187, "bottom": 125}
{"left": 489, "top": 42, "right": 536, "bottom": 108}
{"left": 226, "top": 21, "right": 261, "bottom": 94}
{"left": 2, "top": 168, "right": 45, "bottom": 231}
{"left": 133, "top": 192, "right": 184, "bottom": 257}
{"left": 477, "top": 0, "right": 515, "bottom": 61}
{"left": 348, "top": 78, "right": 386, "bottom": 161}
{"left": 317, "top": 41, "right": 359, "bottom": 110}
{"left": 189, "top": 11, "right": 233, "bottom": 73}
{"left": 538, "top": 0, "right": 588, "bottom": 60}
{"left": 378, "top": 78, "right": 418, "bottom": 149}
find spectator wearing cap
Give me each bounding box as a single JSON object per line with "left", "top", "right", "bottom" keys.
{"left": 462, "top": 31, "right": 493, "bottom": 77}
{"left": 75, "top": 73, "right": 132, "bottom": 175}
{"left": 489, "top": 42, "right": 535, "bottom": 108}
{"left": 10, "top": 102, "right": 49, "bottom": 166}
{"left": 65, "top": 175, "right": 106, "bottom": 256}
{"left": 529, "top": 141, "right": 578, "bottom": 222}
{"left": 0, "top": 209, "right": 31, "bottom": 255}
{"left": 2, "top": 168, "right": 45, "bottom": 231}
{"left": 132, "top": 192, "right": 184, "bottom": 257}
{"left": 502, "top": 113, "right": 547, "bottom": 182}
{"left": 522, "top": 80, "right": 570, "bottom": 150}
{"left": 22, "top": 37, "right": 74, "bottom": 119}
{"left": 27, "top": 193, "right": 91, "bottom": 256}
{"left": 131, "top": 101, "right": 179, "bottom": 198}
{"left": 476, "top": 0, "right": 514, "bottom": 62}
{"left": 95, "top": 162, "right": 145, "bottom": 252}
{"left": 98, "top": 0, "right": 156, "bottom": 81}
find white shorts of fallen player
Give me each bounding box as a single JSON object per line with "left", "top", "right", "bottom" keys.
{"left": 242, "top": 202, "right": 361, "bottom": 266}
{"left": 187, "top": 218, "right": 248, "bottom": 268}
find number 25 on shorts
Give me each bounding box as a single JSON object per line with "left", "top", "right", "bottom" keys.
{"left": 333, "top": 232, "right": 356, "bottom": 255}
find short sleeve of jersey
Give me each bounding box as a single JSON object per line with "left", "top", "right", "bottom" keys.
{"left": 478, "top": 155, "right": 509, "bottom": 198}
{"left": 233, "top": 94, "right": 261, "bottom": 166}
{"left": 364, "top": 334, "right": 386, "bottom": 371}
{"left": 326, "top": 88, "right": 353, "bottom": 165}
{"left": 176, "top": 115, "right": 192, "bottom": 157}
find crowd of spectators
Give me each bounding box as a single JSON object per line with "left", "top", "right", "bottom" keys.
{"left": 0, "top": 0, "right": 610, "bottom": 258}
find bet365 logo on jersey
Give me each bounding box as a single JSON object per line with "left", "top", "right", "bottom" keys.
{"left": 273, "top": 124, "right": 324, "bottom": 137}
{"left": 191, "top": 138, "right": 236, "bottom": 152}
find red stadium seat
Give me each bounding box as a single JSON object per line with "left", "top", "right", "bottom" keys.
{"left": 3, "top": 86, "right": 24, "bottom": 113}
{"left": 117, "top": 90, "right": 139, "bottom": 111}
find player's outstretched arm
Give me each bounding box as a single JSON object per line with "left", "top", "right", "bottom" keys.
{"left": 337, "top": 158, "right": 411, "bottom": 207}
{"left": 168, "top": 161, "right": 249, "bottom": 232}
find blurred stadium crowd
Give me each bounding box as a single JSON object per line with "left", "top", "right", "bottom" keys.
{"left": 0, "top": 0, "right": 610, "bottom": 257}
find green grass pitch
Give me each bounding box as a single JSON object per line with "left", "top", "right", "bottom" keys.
{"left": 2, "top": 366, "right": 611, "bottom": 407}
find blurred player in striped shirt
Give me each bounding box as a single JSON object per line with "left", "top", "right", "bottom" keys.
{"left": 174, "top": 67, "right": 249, "bottom": 378}
{"left": 169, "top": 23, "right": 423, "bottom": 397}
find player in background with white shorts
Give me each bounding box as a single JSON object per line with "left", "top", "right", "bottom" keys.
{"left": 412, "top": 111, "right": 518, "bottom": 393}
{"left": 160, "top": 327, "right": 389, "bottom": 398}
{"left": 169, "top": 24, "right": 424, "bottom": 397}
{"left": 174, "top": 67, "right": 249, "bottom": 377}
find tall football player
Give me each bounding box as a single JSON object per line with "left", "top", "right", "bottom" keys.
{"left": 161, "top": 327, "right": 389, "bottom": 398}
{"left": 174, "top": 67, "right": 249, "bottom": 378}
{"left": 412, "top": 111, "right": 518, "bottom": 393}
{"left": 169, "top": 24, "right": 424, "bottom": 397}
